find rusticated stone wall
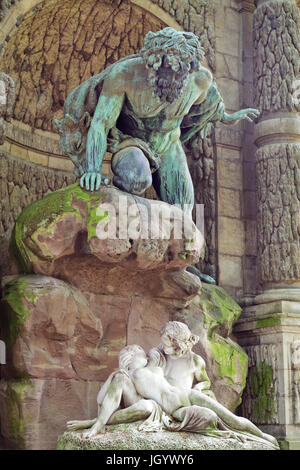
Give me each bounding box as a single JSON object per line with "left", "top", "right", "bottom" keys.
{"left": 0, "top": 0, "right": 166, "bottom": 131}
{"left": 256, "top": 143, "right": 300, "bottom": 283}
{"left": 0, "top": 151, "right": 75, "bottom": 278}
{"left": 185, "top": 131, "right": 217, "bottom": 280}
{"left": 254, "top": 0, "right": 300, "bottom": 113}
{"left": 145, "top": 0, "right": 215, "bottom": 70}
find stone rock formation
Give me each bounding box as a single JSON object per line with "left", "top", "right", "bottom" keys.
{"left": 0, "top": 183, "right": 248, "bottom": 449}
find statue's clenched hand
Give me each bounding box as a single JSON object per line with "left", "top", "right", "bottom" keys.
{"left": 80, "top": 172, "right": 110, "bottom": 191}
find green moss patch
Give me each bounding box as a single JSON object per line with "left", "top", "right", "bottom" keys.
{"left": 12, "top": 183, "right": 106, "bottom": 271}
{"left": 5, "top": 379, "right": 33, "bottom": 449}
{"left": 199, "top": 283, "right": 242, "bottom": 338}
{"left": 210, "top": 336, "right": 248, "bottom": 388}
{"left": 248, "top": 362, "right": 276, "bottom": 424}
{"left": 0, "top": 276, "right": 48, "bottom": 373}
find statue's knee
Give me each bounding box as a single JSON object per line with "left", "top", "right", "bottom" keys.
{"left": 190, "top": 405, "right": 218, "bottom": 427}
{"left": 112, "top": 147, "right": 152, "bottom": 195}
{"left": 114, "top": 372, "right": 128, "bottom": 385}
{"left": 138, "top": 399, "right": 154, "bottom": 414}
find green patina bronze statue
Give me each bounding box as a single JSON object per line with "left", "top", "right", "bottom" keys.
{"left": 55, "top": 27, "right": 259, "bottom": 206}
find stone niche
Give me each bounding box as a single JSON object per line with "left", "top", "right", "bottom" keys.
{"left": 0, "top": 183, "right": 247, "bottom": 449}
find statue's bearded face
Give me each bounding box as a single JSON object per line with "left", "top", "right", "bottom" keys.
{"left": 154, "top": 55, "right": 190, "bottom": 103}
{"left": 140, "top": 27, "right": 204, "bottom": 104}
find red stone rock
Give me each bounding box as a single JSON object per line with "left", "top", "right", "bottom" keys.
{"left": 1, "top": 275, "right": 103, "bottom": 381}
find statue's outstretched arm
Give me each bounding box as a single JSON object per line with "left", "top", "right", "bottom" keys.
{"left": 81, "top": 88, "right": 125, "bottom": 191}
{"left": 221, "top": 108, "right": 260, "bottom": 125}
{"left": 181, "top": 81, "right": 260, "bottom": 145}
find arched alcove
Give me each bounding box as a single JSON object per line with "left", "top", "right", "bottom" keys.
{"left": 1, "top": 0, "right": 168, "bottom": 132}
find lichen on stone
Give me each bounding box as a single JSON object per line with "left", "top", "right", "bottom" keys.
{"left": 12, "top": 182, "right": 106, "bottom": 270}
{"left": 209, "top": 336, "right": 248, "bottom": 388}
{"left": 1, "top": 275, "right": 48, "bottom": 351}
{"left": 248, "top": 362, "right": 276, "bottom": 424}
{"left": 5, "top": 379, "right": 33, "bottom": 449}
{"left": 199, "top": 283, "right": 242, "bottom": 338}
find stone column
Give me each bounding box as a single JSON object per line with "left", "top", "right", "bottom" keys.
{"left": 235, "top": 0, "right": 300, "bottom": 449}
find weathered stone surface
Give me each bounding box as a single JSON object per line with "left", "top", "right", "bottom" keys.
{"left": 0, "top": 378, "right": 102, "bottom": 450}
{"left": 0, "top": 72, "right": 15, "bottom": 145}
{"left": 0, "top": 152, "right": 76, "bottom": 277}
{"left": 256, "top": 143, "right": 300, "bottom": 283}
{"left": 1, "top": 275, "right": 103, "bottom": 380}
{"left": 254, "top": 0, "right": 300, "bottom": 114}
{"left": 185, "top": 129, "right": 217, "bottom": 280}
{"left": 175, "top": 283, "right": 248, "bottom": 411}
{"left": 0, "top": 0, "right": 215, "bottom": 132}
{"left": 1, "top": 0, "right": 166, "bottom": 132}
{"left": 56, "top": 423, "right": 277, "bottom": 451}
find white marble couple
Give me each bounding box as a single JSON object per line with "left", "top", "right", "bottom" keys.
{"left": 67, "top": 321, "right": 278, "bottom": 448}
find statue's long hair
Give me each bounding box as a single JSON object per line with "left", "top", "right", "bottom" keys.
{"left": 140, "top": 27, "right": 204, "bottom": 103}
{"left": 160, "top": 321, "right": 199, "bottom": 356}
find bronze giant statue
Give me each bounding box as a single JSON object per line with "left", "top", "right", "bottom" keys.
{"left": 55, "top": 28, "right": 259, "bottom": 212}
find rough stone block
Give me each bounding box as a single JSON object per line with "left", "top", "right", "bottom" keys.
{"left": 217, "top": 160, "right": 243, "bottom": 190}
{"left": 219, "top": 254, "right": 243, "bottom": 288}
{"left": 48, "top": 155, "right": 74, "bottom": 172}
{"left": 218, "top": 145, "right": 242, "bottom": 161}
{"left": 28, "top": 150, "right": 49, "bottom": 167}
{"left": 0, "top": 378, "right": 101, "bottom": 450}
{"left": 218, "top": 187, "right": 241, "bottom": 218}
{"left": 10, "top": 143, "right": 28, "bottom": 160}
{"left": 1, "top": 275, "right": 103, "bottom": 381}
{"left": 218, "top": 217, "right": 245, "bottom": 256}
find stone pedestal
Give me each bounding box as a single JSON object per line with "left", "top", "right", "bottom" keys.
{"left": 56, "top": 423, "right": 278, "bottom": 451}
{"left": 235, "top": 297, "right": 300, "bottom": 449}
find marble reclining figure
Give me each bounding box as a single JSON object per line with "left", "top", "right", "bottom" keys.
{"left": 67, "top": 321, "right": 278, "bottom": 449}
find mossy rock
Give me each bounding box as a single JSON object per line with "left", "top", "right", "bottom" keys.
{"left": 0, "top": 379, "right": 33, "bottom": 449}
{"left": 0, "top": 275, "right": 49, "bottom": 372}
{"left": 11, "top": 182, "right": 202, "bottom": 275}
{"left": 199, "top": 283, "right": 242, "bottom": 338}
{"left": 11, "top": 183, "right": 106, "bottom": 273}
